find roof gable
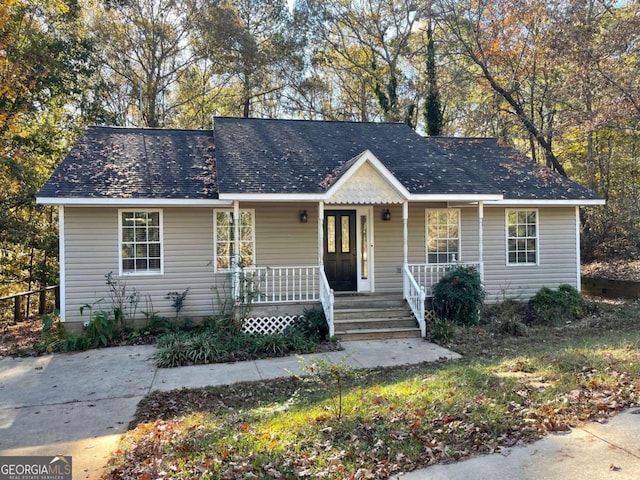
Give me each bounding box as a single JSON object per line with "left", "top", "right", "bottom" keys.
{"left": 213, "top": 117, "right": 501, "bottom": 198}
{"left": 324, "top": 150, "right": 409, "bottom": 204}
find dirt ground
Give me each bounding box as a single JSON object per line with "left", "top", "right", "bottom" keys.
{"left": 581, "top": 260, "right": 640, "bottom": 281}
{"left": 0, "top": 318, "right": 43, "bottom": 357}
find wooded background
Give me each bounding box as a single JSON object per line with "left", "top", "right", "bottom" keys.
{"left": 1, "top": 0, "right": 638, "bottom": 296}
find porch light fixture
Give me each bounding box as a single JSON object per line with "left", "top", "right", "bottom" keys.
{"left": 382, "top": 208, "right": 391, "bottom": 221}
{"left": 299, "top": 210, "right": 308, "bottom": 223}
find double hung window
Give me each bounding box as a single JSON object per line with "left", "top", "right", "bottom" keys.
{"left": 426, "top": 209, "right": 460, "bottom": 263}
{"left": 119, "top": 210, "right": 163, "bottom": 274}
{"left": 506, "top": 209, "right": 538, "bottom": 265}
{"left": 214, "top": 210, "right": 255, "bottom": 270}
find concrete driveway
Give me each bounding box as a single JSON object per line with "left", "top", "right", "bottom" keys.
{"left": 0, "top": 339, "right": 458, "bottom": 479}
{"left": 0, "top": 346, "right": 155, "bottom": 479}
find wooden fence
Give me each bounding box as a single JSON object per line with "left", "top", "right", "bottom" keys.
{"left": 0, "top": 286, "right": 60, "bottom": 324}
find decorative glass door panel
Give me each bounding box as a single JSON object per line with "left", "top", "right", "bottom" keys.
{"left": 324, "top": 210, "right": 357, "bottom": 291}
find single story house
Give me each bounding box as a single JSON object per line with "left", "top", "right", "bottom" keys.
{"left": 37, "top": 117, "right": 604, "bottom": 338}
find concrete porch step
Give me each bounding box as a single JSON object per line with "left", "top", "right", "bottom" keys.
{"left": 334, "top": 307, "right": 414, "bottom": 321}
{"left": 336, "top": 327, "right": 422, "bottom": 341}
{"left": 334, "top": 316, "right": 418, "bottom": 331}
{"left": 333, "top": 293, "right": 406, "bottom": 310}
{"left": 332, "top": 294, "right": 421, "bottom": 340}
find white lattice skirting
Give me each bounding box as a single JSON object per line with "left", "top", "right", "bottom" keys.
{"left": 242, "top": 315, "right": 300, "bottom": 335}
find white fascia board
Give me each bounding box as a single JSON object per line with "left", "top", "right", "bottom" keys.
{"left": 324, "top": 150, "right": 411, "bottom": 200}
{"left": 218, "top": 193, "right": 324, "bottom": 202}
{"left": 36, "top": 197, "right": 233, "bottom": 206}
{"left": 484, "top": 198, "right": 606, "bottom": 206}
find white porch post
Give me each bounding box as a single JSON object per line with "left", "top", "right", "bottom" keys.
{"left": 478, "top": 200, "right": 484, "bottom": 282}
{"left": 402, "top": 201, "right": 408, "bottom": 266}
{"left": 233, "top": 200, "right": 240, "bottom": 262}
{"left": 318, "top": 201, "right": 324, "bottom": 265}
{"left": 232, "top": 200, "right": 241, "bottom": 299}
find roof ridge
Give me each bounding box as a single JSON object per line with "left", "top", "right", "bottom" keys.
{"left": 214, "top": 116, "right": 407, "bottom": 127}
{"left": 428, "top": 135, "right": 497, "bottom": 141}
{"left": 88, "top": 125, "right": 211, "bottom": 133}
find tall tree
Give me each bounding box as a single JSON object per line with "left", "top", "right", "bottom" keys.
{"left": 1, "top": 0, "right": 97, "bottom": 294}
{"left": 189, "top": 0, "right": 302, "bottom": 118}
{"left": 423, "top": 14, "right": 443, "bottom": 135}
{"left": 434, "top": 0, "right": 567, "bottom": 175}
{"left": 87, "top": 0, "right": 196, "bottom": 127}
{"left": 308, "top": 0, "right": 427, "bottom": 123}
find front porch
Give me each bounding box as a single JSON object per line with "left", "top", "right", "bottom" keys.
{"left": 234, "top": 261, "right": 481, "bottom": 339}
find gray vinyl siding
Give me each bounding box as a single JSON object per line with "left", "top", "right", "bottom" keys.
{"left": 373, "top": 205, "right": 404, "bottom": 292}
{"left": 482, "top": 207, "right": 578, "bottom": 302}
{"left": 63, "top": 203, "right": 320, "bottom": 323}
{"left": 64, "top": 207, "right": 216, "bottom": 323}
{"left": 62, "top": 204, "right": 579, "bottom": 323}
{"left": 247, "top": 202, "right": 318, "bottom": 267}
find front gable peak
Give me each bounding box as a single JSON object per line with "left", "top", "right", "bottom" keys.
{"left": 323, "top": 150, "right": 409, "bottom": 204}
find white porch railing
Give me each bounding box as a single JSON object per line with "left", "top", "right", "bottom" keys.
{"left": 403, "top": 265, "right": 426, "bottom": 337}
{"left": 238, "top": 266, "right": 320, "bottom": 303}
{"left": 407, "top": 262, "right": 482, "bottom": 298}
{"left": 319, "top": 268, "right": 335, "bottom": 338}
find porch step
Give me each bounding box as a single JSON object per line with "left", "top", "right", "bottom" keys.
{"left": 332, "top": 294, "right": 421, "bottom": 341}
{"left": 337, "top": 327, "right": 422, "bottom": 341}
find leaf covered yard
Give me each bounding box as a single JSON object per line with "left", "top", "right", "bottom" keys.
{"left": 103, "top": 299, "right": 640, "bottom": 480}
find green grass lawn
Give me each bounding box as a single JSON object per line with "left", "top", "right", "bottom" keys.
{"left": 103, "top": 298, "right": 640, "bottom": 479}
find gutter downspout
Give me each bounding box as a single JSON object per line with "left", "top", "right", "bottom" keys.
{"left": 318, "top": 201, "right": 324, "bottom": 266}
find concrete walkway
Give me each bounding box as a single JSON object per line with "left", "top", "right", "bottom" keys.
{"left": 0, "top": 338, "right": 457, "bottom": 479}
{"left": 2, "top": 339, "right": 639, "bottom": 479}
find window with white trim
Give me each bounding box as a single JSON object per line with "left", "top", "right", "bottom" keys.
{"left": 119, "top": 210, "right": 163, "bottom": 274}
{"left": 426, "top": 209, "right": 460, "bottom": 263}
{"left": 214, "top": 210, "right": 255, "bottom": 270}
{"left": 506, "top": 209, "right": 538, "bottom": 265}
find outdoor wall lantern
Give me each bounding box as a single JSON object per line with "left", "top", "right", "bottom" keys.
{"left": 382, "top": 208, "right": 391, "bottom": 221}
{"left": 299, "top": 210, "right": 308, "bottom": 223}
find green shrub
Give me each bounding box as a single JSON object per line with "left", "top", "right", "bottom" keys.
{"left": 494, "top": 318, "right": 529, "bottom": 336}
{"left": 432, "top": 266, "right": 485, "bottom": 326}
{"left": 429, "top": 317, "right": 457, "bottom": 343}
{"left": 62, "top": 335, "right": 90, "bottom": 352}
{"left": 203, "top": 313, "right": 243, "bottom": 337}
{"left": 39, "top": 311, "right": 66, "bottom": 352}
{"left": 153, "top": 323, "right": 327, "bottom": 368}
{"left": 86, "top": 310, "right": 118, "bottom": 347}
{"left": 285, "top": 308, "right": 329, "bottom": 342}
{"left": 529, "top": 284, "right": 582, "bottom": 326}
{"left": 482, "top": 299, "right": 529, "bottom": 337}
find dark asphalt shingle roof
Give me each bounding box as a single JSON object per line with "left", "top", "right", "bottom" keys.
{"left": 38, "top": 127, "right": 217, "bottom": 199}
{"left": 38, "top": 117, "right": 601, "bottom": 202}
{"left": 214, "top": 117, "right": 500, "bottom": 195}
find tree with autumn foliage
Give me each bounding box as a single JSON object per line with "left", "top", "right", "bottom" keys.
{"left": 0, "top": 0, "right": 98, "bottom": 296}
